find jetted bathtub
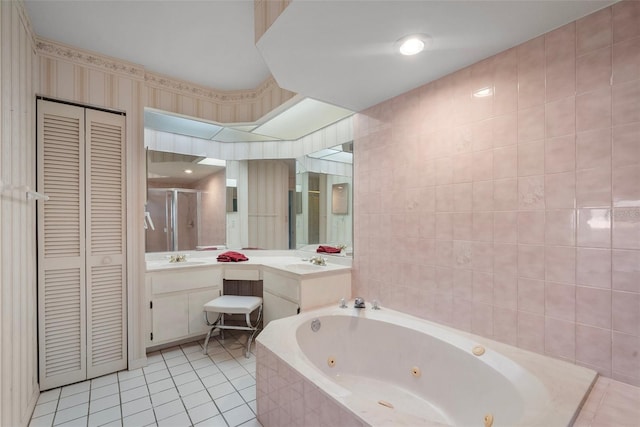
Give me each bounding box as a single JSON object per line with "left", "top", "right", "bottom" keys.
{"left": 256, "top": 303, "right": 597, "bottom": 427}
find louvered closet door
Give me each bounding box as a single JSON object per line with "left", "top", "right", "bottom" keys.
{"left": 37, "top": 100, "right": 87, "bottom": 390}
{"left": 85, "top": 109, "right": 127, "bottom": 379}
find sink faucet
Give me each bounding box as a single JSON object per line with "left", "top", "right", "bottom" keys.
{"left": 354, "top": 297, "right": 365, "bottom": 308}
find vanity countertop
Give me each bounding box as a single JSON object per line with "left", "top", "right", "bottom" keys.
{"left": 145, "top": 250, "right": 351, "bottom": 278}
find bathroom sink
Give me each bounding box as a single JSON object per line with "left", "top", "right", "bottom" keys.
{"left": 284, "top": 263, "right": 326, "bottom": 272}
{"left": 147, "top": 260, "right": 209, "bottom": 269}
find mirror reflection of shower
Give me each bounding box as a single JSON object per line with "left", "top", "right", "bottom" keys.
{"left": 145, "top": 149, "right": 226, "bottom": 252}
{"left": 146, "top": 188, "right": 202, "bottom": 252}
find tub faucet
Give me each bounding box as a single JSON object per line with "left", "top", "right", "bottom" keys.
{"left": 354, "top": 297, "right": 365, "bottom": 309}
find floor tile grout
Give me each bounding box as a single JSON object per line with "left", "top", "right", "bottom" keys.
{"left": 30, "top": 332, "right": 261, "bottom": 427}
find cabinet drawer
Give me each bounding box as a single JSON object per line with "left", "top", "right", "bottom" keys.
{"left": 151, "top": 268, "right": 223, "bottom": 294}
{"left": 224, "top": 268, "right": 260, "bottom": 281}
{"left": 263, "top": 271, "right": 299, "bottom": 302}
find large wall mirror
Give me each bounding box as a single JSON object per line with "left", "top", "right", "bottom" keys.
{"left": 145, "top": 149, "right": 227, "bottom": 252}
{"left": 144, "top": 103, "right": 355, "bottom": 254}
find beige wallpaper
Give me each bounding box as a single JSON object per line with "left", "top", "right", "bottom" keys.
{"left": 0, "top": 1, "right": 40, "bottom": 425}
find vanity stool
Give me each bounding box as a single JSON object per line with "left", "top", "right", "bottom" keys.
{"left": 202, "top": 295, "right": 263, "bottom": 358}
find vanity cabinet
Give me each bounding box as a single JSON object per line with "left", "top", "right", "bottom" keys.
{"left": 262, "top": 269, "right": 350, "bottom": 326}
{"left": 147, "top": 267, "right": 222, "bottom": 347}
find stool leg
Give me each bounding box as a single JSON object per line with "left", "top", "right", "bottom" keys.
{"left": 203, "top": 327, "right": 213, "bottom": 355}
{"left": 219, "top": 314, "right": 225, "bottom": 341}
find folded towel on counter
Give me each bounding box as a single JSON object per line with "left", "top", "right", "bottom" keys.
{"left": 216, "top": 251, "right": 249, "bottom": 262}
{"left": 317, "top": 245, "right": 342, "bottom": 254}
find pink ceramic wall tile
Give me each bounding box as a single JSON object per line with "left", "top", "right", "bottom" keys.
{"left": 452, "top": 153, "right": 473, "bottom": 183}
{"left": 435, "top": 213, "right": 453, "bottom": 240}
{"left": 577, "top": 286, "right": 612, "bottom": 329}
{"left": 471, "top": 119, "right": 494, "bottom": 152}
{"left": 612, "top": 207, "right": 640, "bottom": 250}
{"left": 612, "top": 332, "right": 640, "bottom": 383}
{"left": 492, "top": 113, "right": 518, "bottom": 147}
{"left": 472, "top": 271, "right": 493, "bottom": 304}
{"left": 494, "top": 211, "right": 518, "bottom": 244}
{"left": 612, "top": 123, "right": 640, "bottom": 168}
{"left": 576, "top": 324, "right": 612, "bottom": 374}
{"left": 493, "top": 307, "right": 518, "bottom": 345}
{"left": 545, "top": 246, "right": 577, "bottom": 284}
{"left": 453, "top": 183, "right": 472, "bottom": 212}
{"left": 472, "top": 212, "right": 494, "bottom": 242}
{"left": 518, "top": 211, "right": 546, "bottom": 245}
{"left": 545, "top": 209, "right": 576, "bottom": 246}
{"left": 493, "top": 273, "right": 518, "bottom": 309}
{"left": 576, "top": 88, "right": 613, "bottom": 133}
{"left": 612, "top": 249, "right": 640, "bottom": 293}
{"left": 612, "top": 80, "right": 640, "bottom": 125}
{"left": 436, "top": 156, "right": 454, "bottom": 185}
{"left": 473, "top": 180, "right": 494, "bottom": 211}
{"left": 493, "top": 146, "right": 518, "bottom": 179}
{"left": 451, "top": 298, "right": 472, "bottom": 331}
{"left": 518, "top": 106, "right": 546, "bottom": 143}
{"left": 518, "top": 277, "right": 545, "bottom": 313}
{"left": 453, "top": 268, "right": 473, "bottom": 300}
{"left": 545, "top": 134, "right": 576, "bottom": 174}
{"left": 435, "top": 185, "right": 454, "bottom": 212}
{"left": 471, "top": 301, "right": 494, "bottom": 337}
{"left": 612, "top": 1, "right": 640, "bottom": 43}
{"left": 518, "top": 175, "right": 546, "bottom": 210}
{"left": 612, "top": 165, "right": 640, "bottom": 207}
{"left": 518, "top": 244, "right": 546, "bottom": 280}
{"left": 576, "top": 168, "right": 612, "bottom": 208}
{"left": 453, "top": 212, "right": 472, "bottom": 240}
{"left": 419, "top": 213, "right": 436, "bottom": 239}
{"left": 545, "top": 172, "right": 576, "bottom": 209}
{"left": 546, "top": 96, "right": 577, "bottom": 138}
{"left": 545, "top": 317, "right": 576, "bottom": 360}
{"left": 577, "top": 47, "right": 613, "bottom": 95}
{"left": 576, "top": 128, "right": 611, "bottom": 170}
{"left": 472, "top": 150, "right": 494, "bottom": 181}
{"left": 545, "top": 281, "right": 576, "bottom": 321}
{"left": 494, "top": 243, "right": 518, "bottom": 277}
{"left": 436, "top": 240, "right": 453, "bottom": 267}
{"left": 453, "top": 240, "right": 473, "bottom": 270}
{"left": 472, "top": 241, "right": 493, "bottom": 272}
{"left": 546, "top": 24, "right": 576, "bottom": 102}
{"left": 612, "top": 37, "right": 640, "bottom": 85}
{"left": 577, "top": 209, "right": 611, "bottom": 248}
{"left": 493, "top": 178, "right": 518, "bottom": 211}
{"left": 577, "top": 7, "right": 612, "bottom": 55}
{"left": 576, "top": 247, "right": 612, "bottom": 289}
{"left": 517, "top": 311, "right": 545, "bottom": 353}
{"left": 612, "top": 291, "right": 640, "bottom": 336}
{"left": 518, "top": 140, "right": 545, "bottom": 176}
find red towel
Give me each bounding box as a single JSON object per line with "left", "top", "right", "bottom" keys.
{"left": 317, "top": 245, "right": 341, "bottom": 254}
{"left": 216, "top": 251, "right": 249, "bottom": 262}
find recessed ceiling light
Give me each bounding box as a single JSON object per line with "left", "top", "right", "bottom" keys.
{"left": 184, "top": 169, "right": 193, "bottom": 174}
{"left": 396, "top": 34, "right": 431, "bottom": 56}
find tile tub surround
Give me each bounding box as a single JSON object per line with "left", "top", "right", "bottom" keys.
{"left": 353, "top": 1, "right": 640, "bottom": 386}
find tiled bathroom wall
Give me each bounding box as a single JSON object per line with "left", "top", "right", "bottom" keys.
{"left": 353, "top": 1, "right": 640, "bottom": 386}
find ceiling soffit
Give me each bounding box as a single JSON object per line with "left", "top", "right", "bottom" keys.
{"left": 36, "top": 37, "right": 296, "bottom": 124}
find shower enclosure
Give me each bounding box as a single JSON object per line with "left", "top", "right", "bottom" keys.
{"left": 145, "top": 188, "right": 208, "bottom": 252}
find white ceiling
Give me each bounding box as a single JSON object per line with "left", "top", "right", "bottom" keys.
{"left": 25, "top": 0, "right": 615, "bottom": 113}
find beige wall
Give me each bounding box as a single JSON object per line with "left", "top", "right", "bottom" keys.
{"left": 354, "top": 2, "right": 640, "bottom": 387}
{"left": 0, "top": 1, "right": 40, "bottom": 425}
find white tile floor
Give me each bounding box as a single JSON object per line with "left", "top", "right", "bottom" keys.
{"left": 29, "top": 333, "right": 262, "bottom": 427}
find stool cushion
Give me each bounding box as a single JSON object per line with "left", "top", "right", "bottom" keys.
{"left": 204, "top": 295, "right": 262, "bottom": 314}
